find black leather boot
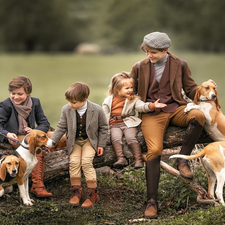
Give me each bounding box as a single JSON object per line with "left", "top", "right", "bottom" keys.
{"left": 144, "top": 155, "right": 161, "bottom": 219}
{"left": 173, "top": 119, "right": 203, "bottom": 179}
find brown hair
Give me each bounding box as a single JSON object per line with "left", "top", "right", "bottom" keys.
{"left": 8, "top": 76, "right": 32, "bottom": 94}
{"left": 108, "top": 72, "right": 137, "bottom": 101}
{"left": 65, "top": 82, "right": 90, "bottom": 102}
{"left": 140, "top": 42, "right": 164, "bottom": 52}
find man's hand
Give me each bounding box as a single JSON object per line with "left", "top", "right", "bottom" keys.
{"left": 208, "top": 79, "right": 217, "bottom": 87}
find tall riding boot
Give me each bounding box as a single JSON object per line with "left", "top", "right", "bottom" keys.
{"left": 112, "top": 142, "right": 128, "bottom": 169}
{"left": 144, "top": 155, "right": 161, "bottom": 219}
{"left": 129, "top": 143, "right": 144, "bottom": 169}
{"left": 173, "top": 119, "right": 203, "bottom": 179}
{"left": 30, "top": 151, "right": 52, "bottom": 197}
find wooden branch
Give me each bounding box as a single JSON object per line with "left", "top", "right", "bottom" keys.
{"left": 160, "top": 161, "right": 218, "bottom": 205}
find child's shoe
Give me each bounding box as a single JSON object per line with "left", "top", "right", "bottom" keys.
{"left": 69, "top": 185, "right": 82, "bottom": 206}
{"left": 81, "top": 188, "right": 99, "bottom": 208}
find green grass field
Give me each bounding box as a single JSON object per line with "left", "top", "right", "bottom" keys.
{"left": 0, "top": 51, "right": 224, "bottom": 128}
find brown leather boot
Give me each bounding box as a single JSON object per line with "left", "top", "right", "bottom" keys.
{"left": 112, "top": 142, "right": 128, "bottom": 169}
{"left": 144, "top": 155, "right": 161, "bottom": 219}
{"left": 145, "top": 199, "right": 158, "bottom": 219}
{"left": 69, "top": 185, "right": 82, "bottom": 206}
{"left": 81, "top": 188, "right": 99, "bottom": 208}
{"left": 173, "top": 119, "right": 203, "bottom": 180}
{"left": 30, "top": 151, "right": 52, "bottom": 197}
{"left": 173, "top": 159, "right": 193, "bottom": 179}
{"left": 129, "top": 142, "right": 144, "bottom": 169}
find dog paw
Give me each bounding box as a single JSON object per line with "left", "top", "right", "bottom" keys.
{"left": 24, "top": 200, "right": 33, "bottom": 206}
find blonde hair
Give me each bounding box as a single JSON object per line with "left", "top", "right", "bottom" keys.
{"left": 108, "top": 72, "right": 138, "bottom": 101}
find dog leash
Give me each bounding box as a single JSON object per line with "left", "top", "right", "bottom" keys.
{"left": 0, "top": 131, "right": 29, "bottom": 150}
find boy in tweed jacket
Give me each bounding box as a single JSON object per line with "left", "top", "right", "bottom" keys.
{"left": 50, "top": 82, "right": 108, "bottom": 208}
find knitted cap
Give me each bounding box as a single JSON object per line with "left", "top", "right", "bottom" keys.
{"left": 143, "top": 32, "right": 171, "bottom": 49}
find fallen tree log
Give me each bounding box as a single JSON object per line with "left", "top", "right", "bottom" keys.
{"left": 0, "top": 126, "right": 213, "bottom": 180}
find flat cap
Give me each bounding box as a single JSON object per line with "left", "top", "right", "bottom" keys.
{"left": 143, "top": 32, "right": 171, "bottom": 49}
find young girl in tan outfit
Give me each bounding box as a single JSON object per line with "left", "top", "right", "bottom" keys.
{"left": 102, "top": 72, "right": 166, "bottom": 169}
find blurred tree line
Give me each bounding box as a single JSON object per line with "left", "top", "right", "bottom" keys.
{"left": 0, "top": 0, "right": 224, "bottom": 52}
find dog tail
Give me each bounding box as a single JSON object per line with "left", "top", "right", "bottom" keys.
{"left": 169, "top": 148, "right": 207, "bottom": 160}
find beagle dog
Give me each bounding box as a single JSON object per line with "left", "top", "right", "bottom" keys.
{"left": 0, "top": 155, "right": 20, "bottom": 196}
{"left": 0, "top": 130, "right": 53, "bottom": 206}
{"left": 184, "top": 80, "right": 225, "bottom": 141}
{"left": 170, "top": 141, "right": 225, "bottom": 205}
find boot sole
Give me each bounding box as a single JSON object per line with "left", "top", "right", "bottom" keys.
{"left": 179, "top": 172, "right": 193, "bottom": 180}
{"left": 30, "top": 191, "right": 53, "bottom": 198}
{"left": 145, "top": 215, "right": 158, "bottom": 219}
{"left": 70, "top": 203, "right": 80, "bottom": 208}
{"left": 113, "top": 164, "right": 128, "bottom": 169}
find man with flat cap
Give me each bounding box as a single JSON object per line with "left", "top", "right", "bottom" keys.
{"left": 130, "top": 31, "right": 206, "bottom": 218}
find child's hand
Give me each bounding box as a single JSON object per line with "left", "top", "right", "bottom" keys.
{"left": 97, "top": 147, "right": 104, "bottom": 156}
{"left": 109, "top": 118, "right": 115, "bottom": 126}
{"left": 6, "top": 133, "right": 19, "bottom": 145}
{"left": 24, "top": 126, "right": 33, "bottom": 134}
{"left": 149, "top": 99, "right": 167, "bottom": 110}
{"left": 154, "top": 99, "right": 167, "bottom": 108}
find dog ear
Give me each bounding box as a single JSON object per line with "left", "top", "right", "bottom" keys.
{"left": 27, "top": 134, "right": 37, "bottom": 155}
{"left": 194, "top": 87, "right": 200, "bottom": 104}
{"left": 215, "top": 89, "right": 221, "bottom": 110}
{"left": 0, "top": 163, "right": 7, "bottom": 181}
{"left": 17, "top": 158, "right": 27, "bottom": 178}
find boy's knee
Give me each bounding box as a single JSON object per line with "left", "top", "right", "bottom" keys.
{"left": 189, "top": 110, "right": 205, "bottom": 126}
{"left": 70, "top": 161, "right": 81, "bottom": 169}
{"left": 146, "top": 151, "right": 161, "bottom": 161}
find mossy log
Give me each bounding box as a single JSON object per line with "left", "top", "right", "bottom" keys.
{"left": 0, "top": 126, "right": 213, "bottom": 180}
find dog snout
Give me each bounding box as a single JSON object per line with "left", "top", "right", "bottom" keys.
{"left": 211, "top": 94, "right": 216, "bottom": 99}
{"left": 12, "top": 169, "right": 17, "bottom": 174}
{"left": 46, "top": 139, "right": 55, "bottom": 148}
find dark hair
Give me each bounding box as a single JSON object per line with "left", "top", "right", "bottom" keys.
{"left": 65, "top": 82, "right": 90, "bottom": 102}
{"left": 8, "top": 76, "right": 32, "bottom": 94}
{"left": 140, "top": 42, "right": 164, "bottom": 52}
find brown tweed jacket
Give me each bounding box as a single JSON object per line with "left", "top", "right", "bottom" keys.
{"left": 130, "top": 52, "right": 198, "bottom": 105}
{"left": 50, "top": 100, "right": 108, "bottom": 155}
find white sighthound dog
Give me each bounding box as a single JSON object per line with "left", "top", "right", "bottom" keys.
{"left": 184, "top": 80, "right": 225, "bottom": 141}
{"left": 0, "top": 130, "right": 53, "bottom": 206}
{"left": 170, "top": 141, "right": 225, "bottom": 205}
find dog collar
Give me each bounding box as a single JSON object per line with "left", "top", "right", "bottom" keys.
{"left": 199, "top": 99, "right": 213, "bottom": 102}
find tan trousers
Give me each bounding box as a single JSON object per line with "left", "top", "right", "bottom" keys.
{"left": 69, "top": 138, "right": 96, "bottom": 183}
{"left": 141, "top": 105, "right": 205, "bottom": 161}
